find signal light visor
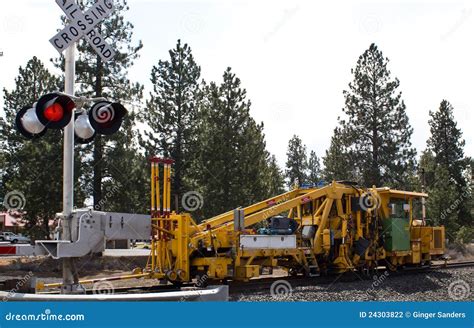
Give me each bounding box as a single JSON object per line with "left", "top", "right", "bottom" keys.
{"left": 15, "top": 106, "right": 47, "bottom": 139}
{"left": 74, "top": 113, "right": 96, "bottom": 144}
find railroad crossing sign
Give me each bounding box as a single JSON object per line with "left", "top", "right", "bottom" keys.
{"left": 49, "top": 0, "right": 116, "bottom": 62}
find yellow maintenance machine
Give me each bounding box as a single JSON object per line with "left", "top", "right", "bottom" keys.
{"left": 142, "top": 157, "right": 445, "bottom": 283}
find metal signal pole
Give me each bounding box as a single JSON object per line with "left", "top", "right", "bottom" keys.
{"left": 49, "top": 0, "right": 116, "bottom": 293}
{"left": 61, "top": 43, "right": 78, "bottom": 293}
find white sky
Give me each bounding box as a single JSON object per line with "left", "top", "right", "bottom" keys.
{"left": 0, "top": 0, "right": 472, "bottom": 168}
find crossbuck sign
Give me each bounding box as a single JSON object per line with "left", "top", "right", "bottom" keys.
{"left": 49, "top": 0, "right": 116, "bottom": 62}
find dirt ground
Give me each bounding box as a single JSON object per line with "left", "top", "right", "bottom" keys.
{"left": 0, "top": 254, "right": 149, "bottom": 289}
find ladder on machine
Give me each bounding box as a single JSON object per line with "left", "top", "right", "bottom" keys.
{"left": 302, "top": 247, "right": 319, "bottom": 277}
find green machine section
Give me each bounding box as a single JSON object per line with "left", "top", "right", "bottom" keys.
{"left": 382, "top": 217, "right": 410, "bottom": 251}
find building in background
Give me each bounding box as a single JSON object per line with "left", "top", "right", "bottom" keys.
{"left": 0, "top": 212, "right": 24, "bottom": 233}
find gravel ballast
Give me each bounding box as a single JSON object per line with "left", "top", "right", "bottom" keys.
{"left": 231, "top": 267, "right": 473, "bottom": 302}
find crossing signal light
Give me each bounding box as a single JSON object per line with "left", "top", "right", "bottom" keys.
{"left": 88, "top": 101, "right": 127, "bottom": 135}
{"left": 15, "top": 95, "right": 126, "bottom": 142}
{"left": 35, "top": 93, "right": 75, "bottom": 129}
{"left": 15, "top": 93, "right": 75, "bottom": 140}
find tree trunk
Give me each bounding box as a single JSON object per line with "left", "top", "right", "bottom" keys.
{"left": 93, "top": 52, "right": 103, "bottom": 209}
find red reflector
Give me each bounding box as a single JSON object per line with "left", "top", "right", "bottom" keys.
{"left": 0, "top": 246, "right": 16, "bottom": 255}
{"left": 301, "top": 196, "right": 311, "bottom": 204}
{"left": 44, "top": 103, "right": 64, "bottom": 122}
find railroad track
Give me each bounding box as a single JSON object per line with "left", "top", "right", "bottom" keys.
{"left": 33, "top": 260, "right": 474, "bottom": 295}
{"left": 228, "top": 260, "right": 474, "bottom": 295}
{"left": 431, "top": 260, "right": 474, "bottom": 269}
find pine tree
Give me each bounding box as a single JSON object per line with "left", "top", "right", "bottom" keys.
{"left": 193, "top": 80, "right": 234, "bottom": 218}
{"left": 238, "top": 119, "right": 273, "bottom": 203}
{"left": 285, "top": 135, "right": 307, "bottom": 187}
{"left": 142, "top": 40, "right": 201, "bottom": 204}
{"left": 426, "top": 100, "right": 471, "bottom": 228}
{"left": 52, "top": 0, "right": 144, "bottom": 212}
{"left": 339, "top": 43, "right": 416, "bottom": 188}
{"left": 265, "top": 155, "right": 285, "bottom": 195}
{"left": 307, "top": 150, "right": 322, "bottom": 185}
{"left": 100, "top": 110, "right": 148, "bottom": 213}
{"left": 426, "top": 165, "right": 460, "bottom": 235}
{"left": 471, "top": 159, "right": 474, "bottom": 183}
{"left": 427, "top": 100, "right": 467, "bottom": 187}
{"left": 194, "top": 68, "right": 272, "bottom": 219}
{"left": 0, "top": 57, "right": 86, "bottom": 238}
{"left": 418, "top": 151, "right": 437, "bottom": 189}
{"left": 323, "top": 127, "right": 355, "bottom": 182}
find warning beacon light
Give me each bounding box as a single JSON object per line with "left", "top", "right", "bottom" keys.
{"left": 15, "top": 94, "right": 126, "bottom": 142}
{"left": 88, "top": 101, "right": 127, "bottom": 135}
{"left": 15, "top": 93, "right": 75, "bottom": 139}
{"left": 35, "top": 93, "right": 75, "bottom": 129}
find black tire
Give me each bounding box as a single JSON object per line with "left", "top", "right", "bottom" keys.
{"left": 171, "top": 281, "right": 183, "bottom": 288}
{"left": 11, "top": 239, "right": 18, "bottom": 244}
{"left": 0, "top": 237, "right": 4, "bottom": 241}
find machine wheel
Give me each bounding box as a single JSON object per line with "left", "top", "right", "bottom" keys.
{"left": 384, "top": 259, "right": 397, "bottom": 271}
{"left": 194, "top": 271, "right": 209, "bottom": 287}
{"left": 0, "top": 237, "right": 4, "bottom": 241}
{"left": 11, "top": 239, "right": 18, "bottom": 244}
{"left": 221, "top": 278, "right": 229, "bottom": 285}
{"left": 359, "top": 266, "right": 377, "bottom": 278}
{"left": 288, "top": 268, "right": 299, "bottom": 277}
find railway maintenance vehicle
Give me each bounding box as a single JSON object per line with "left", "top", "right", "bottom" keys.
{"left": 136, "top": 157, "right": 445, "bottom": 283}
{"left": 7, "top": 157, "right": 445, "bottom": 292}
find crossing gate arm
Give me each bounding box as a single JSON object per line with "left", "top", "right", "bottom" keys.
{"left": 0, "top": 210, "right": 151, "bottom": 259}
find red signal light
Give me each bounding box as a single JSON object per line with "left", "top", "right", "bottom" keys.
{"left": 36, "top": 93, "right": 75, "bottom": 129}
{"left": 44, "top": 103, "right": 64, "bottom": 122}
